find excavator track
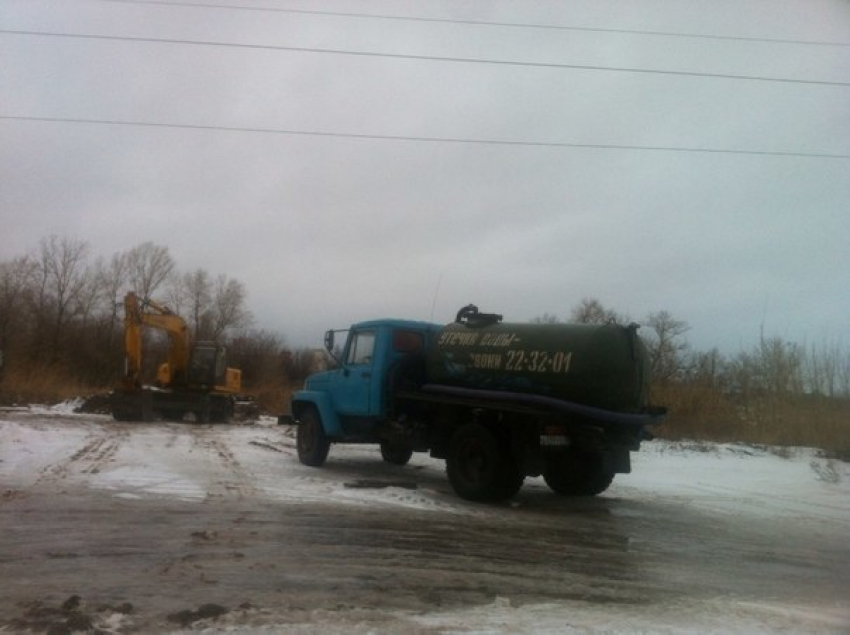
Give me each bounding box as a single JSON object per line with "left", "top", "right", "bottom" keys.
{"left": 111, "top": 388, "right": 234, "bottom": 423}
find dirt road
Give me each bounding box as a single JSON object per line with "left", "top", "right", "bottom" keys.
{"left": 0, "top": 410, "right": 847, "bottom": 632}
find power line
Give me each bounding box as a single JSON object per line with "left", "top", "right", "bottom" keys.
{"left": 3, "top": 29, "right": 848, "bottom": 88}
{"left": 3, "top": 115, "right": 848, "bottom": 160}
{"left": 96, "top": 0, "right": 850, "bottom": 48}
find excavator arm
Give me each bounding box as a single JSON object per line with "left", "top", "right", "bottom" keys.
{"left": 122, "top": 292, "right": 190, "bottom": 389}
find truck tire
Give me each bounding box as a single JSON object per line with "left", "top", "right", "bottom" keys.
{"left": 380, "top": 441, "right": 413, "bottom": 466}
{"left": 543, "top": 451, "right": 614, "bottom": 496}
{"left": 447, "top": 423, "right": 516, "bottom": 502}
{"left": 297, "top": 407, "right": 330, "bottom": 467}
{"left": 495, "top": 457, "right": 525, "bottom": 500}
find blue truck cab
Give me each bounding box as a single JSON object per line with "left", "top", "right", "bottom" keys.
{"left": 291, "top": 318, "right": 440, "bottom": 465}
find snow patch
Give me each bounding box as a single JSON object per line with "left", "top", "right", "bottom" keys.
{"left": 403, "top": 595, "right": 850, "bottom": 633}
{"left": 27, "top": 398, "right": 86, "bottom": 415}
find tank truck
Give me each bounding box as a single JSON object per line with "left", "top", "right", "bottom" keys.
{"left": 288, "top": 305, "right": 665, "bottom": 502}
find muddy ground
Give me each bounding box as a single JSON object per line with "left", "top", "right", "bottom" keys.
{"left": 0, "top": 410, "right": 847, "bottom": 632}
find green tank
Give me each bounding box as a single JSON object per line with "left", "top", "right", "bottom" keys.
{"left": 425, "top": 305, "right": 650, "bottom": 413}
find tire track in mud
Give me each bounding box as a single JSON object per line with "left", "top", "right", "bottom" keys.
{"left": 34, "top": 426, "right": 128, "bottom": 487}
{"left": 162, "top": 426, "right": 182, "bottom": 450}
{"left": 190, "top": 430, "right": 258, "bottom": 501}
{"left": 248, "top": 436, "right": 296, "bottom": 456}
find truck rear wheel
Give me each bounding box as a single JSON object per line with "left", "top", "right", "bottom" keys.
{"left": 447, "top": 423, "right": 520, "bottom": 502}
{"left": 496, "top": 458, "right": 525, "bottom": 499}
{"left": 380, "top": 441, "right": 413, "bottom": 466}
{"left": 297, "top": 407, "right": 330, "bottom": 467}
{"left": 543, "top": 451, "right": 614, "bottom": 496}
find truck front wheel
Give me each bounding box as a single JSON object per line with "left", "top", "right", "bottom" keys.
{"left": 543, "top": 451, "right": 614, "bottom": 496}
{"left": 380, "top": 441, "right": 413, "bottom": 466}
{"left": 297, "top": 407, "right": 330, "bottom": 467}
{"left": 447, "top": 423, "right": 519, "bottom": 502}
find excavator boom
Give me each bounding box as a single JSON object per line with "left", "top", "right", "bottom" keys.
{"left": 122, "top": 292, "right": 191, "bottom": 389}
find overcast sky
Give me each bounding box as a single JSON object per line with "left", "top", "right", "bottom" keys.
{"left": 2, "top": 0, "right": 848, "bottom": 352}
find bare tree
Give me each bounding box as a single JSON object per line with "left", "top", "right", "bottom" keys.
{"left": 227, "top": 329, "right": 286, "bottom": 387}
{"left": 208, "top": 275, "right": 252, "bottom": 340}
{"left": 804, "top": 339, "right": 847, "bottom": 398}
{"left": 643, "top": 310, "right": 690, "bottom": 384}
{"left": 94, "top": 252, "right": 130, "bottom": 330}
{"left": 0, "top": 235, "right": 269, "bottom": 392}
{"left": 282, "top": 347, "right": 328, "bottom": 384}
{"left": 570, "top": 298, "right": 627, "bottom": 325}
{"left": 530, "top": 312, "right": 561, "bottom": 324}
{"left": 0, "top": 256, "right": 37, "bottom": 375}
{"left": 685, "top": 347, "right": 724, "bottom": 388}
{"left": 38, "top": 236, "right": 91, "bottom": 361}
{"left": 162, "top": 273, "right": 186, "bottom": 318}
{"left": 757, "top": 334, "right": 803, "bottom": 395}
{"left": 89, "top": 251, "right": 133, "bottom": 376}
{"left": 182, "top": 269, "right": 212, "bottom": 338}
{"left": 839, "top": 348, "right": 850, "bottom": 398}
{"left": 127, "top": 242, "right": 174, "bottom": 299}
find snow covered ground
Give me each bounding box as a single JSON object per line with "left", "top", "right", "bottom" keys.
{"left": 1, "top": 403, "right": 848, "bottom": 632}
{"left": 6, "top": 401, "right": 847, "bottom": 524}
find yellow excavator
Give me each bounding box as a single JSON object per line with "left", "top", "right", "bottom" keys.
{"left": 110, "top": 291, "right": 241, "bottom": 422}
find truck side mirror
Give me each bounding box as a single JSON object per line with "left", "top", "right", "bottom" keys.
{"left": 324, "top": 330, "right": 335, "bottom": 352}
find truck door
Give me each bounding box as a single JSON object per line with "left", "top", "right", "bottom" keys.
{"left": 333, "top": 329, "right": 376, "bottom": 416}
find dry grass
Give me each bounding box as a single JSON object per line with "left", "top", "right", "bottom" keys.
{"left": 652, "top": 383, "right": 850, "bottom": 459}
{"left": 0, "top": 366, "right": 297, "bottom": 417}
{"left": 3, "top": 369, "right": 847, "bottom": 459}
{"left": 0, "top": 366, "right": 104, "bottom": 407}
{"left": 240, "top": 379, "right": 295, "bottom": 417}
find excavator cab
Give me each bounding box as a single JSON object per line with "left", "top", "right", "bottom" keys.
{"left": 188, "top": 342, "right": 241, "bottom": 394}
{"left": 155, "top": 342, "right": 240, "bottom": 393}
{"left": 187, "top": 342, "right": 227, "bottom": 389}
